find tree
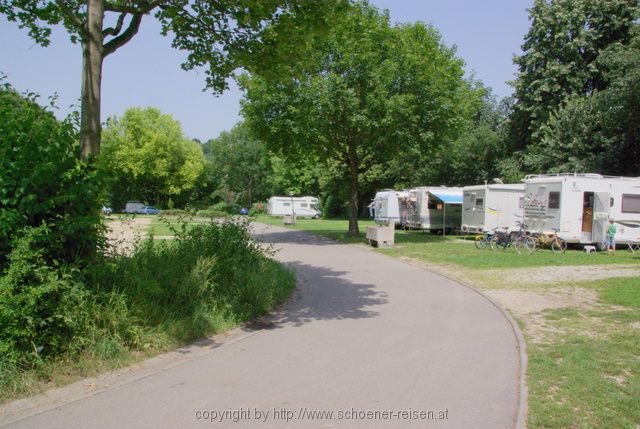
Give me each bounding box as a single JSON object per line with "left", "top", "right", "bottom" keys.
{"left": 203, "top": 123, "right": 273, "bottom": 208}
{"left": 526, "top": 28, "right": 640, "bottom": 175}
{"left": 241, "top": 2, "right": 476, "bottom": 235}
{"left": 99, "top": 107, "right": 205, "bottom": 208}
{"left": 510, "top": 0, "right": 638, "bottom": 150}
{"left": 0, "top": 0, "right": 341, "bottom": 159}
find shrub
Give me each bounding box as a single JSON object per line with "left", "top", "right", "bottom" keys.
{"left": 0, "top": 86, "right": 103, "bottom": 267}
{"left": 196, "top": 209, "right": 228, "bottom": 218}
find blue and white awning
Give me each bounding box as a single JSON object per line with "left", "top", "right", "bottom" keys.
{"left": 430, "top": 192, "right": 463, "bottom": 205}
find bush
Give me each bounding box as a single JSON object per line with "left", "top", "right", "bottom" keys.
{"left": 0, "top": 86, "right": 103, "bottom": 267}
{"left": 159, "top": 209, "right": 192, "bottom": 216}
{"left": 1, "top": 220, "right": 295, "bottom": 399}
{"left": 196, "top": 209, "right": 228, "bottom": 218}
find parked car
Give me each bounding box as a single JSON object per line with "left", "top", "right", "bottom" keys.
{"left": 142, "top": 206, "right": 160, "bottom": 215}
{"left": 101, "top": 206, "right": 113, "bottom": 215}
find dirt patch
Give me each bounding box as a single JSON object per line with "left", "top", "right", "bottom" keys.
{"left": 105, "top": 217, "right": 153, "bottom": 255}
{"left": 484, "top": 265, "right": 640, "bottom": 286}
{"left": 485, "top": 288, "right": 598, "bottom": 315}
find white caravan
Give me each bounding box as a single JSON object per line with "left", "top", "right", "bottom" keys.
{"left": 403, "top": 186, "right": 463, "bottom": 233}
{"left": 523, "top": 173, "right": 640, "bottom": 245}
{"left": 267, "top": 196, "right": 321, "bottom": 218}
{"left": 462, "top": 184, "right": 525, "bottom": 233}
{"left": 371, "top": 190, "right": 410, "bottom": 226}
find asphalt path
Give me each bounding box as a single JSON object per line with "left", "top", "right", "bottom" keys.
{"left": 1, "top": 223, "right": 524, "bottom": 428}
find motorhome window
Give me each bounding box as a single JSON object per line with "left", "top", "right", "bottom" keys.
{"left": 475, "top": 197, "right": 484, "bottom": 208}
{"left": 622, "top": 194, "right": 640, "bottom": 213}
{"left": 548, "top": 192, "right": 560, "bottom": 209}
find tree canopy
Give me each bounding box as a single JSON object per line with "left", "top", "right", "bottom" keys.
{"left": 99, "top": 107, "right": 205, "bottom": 209}
{"left": 510, "top": 0, "right": 638, "bottom": 150}
{"left": 241, "top": 2, "right": 479, "bottom": 234}
{"left": 0, "top": 0, "right": 343, "bottom": 158}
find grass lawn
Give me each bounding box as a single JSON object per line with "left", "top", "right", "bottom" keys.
{"left": 260, "top": 217, "right": 640, "bottom": 428}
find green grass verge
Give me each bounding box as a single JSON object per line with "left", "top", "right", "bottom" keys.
{"left": 255, "top": 217, "right": 640, "bottom": 428}
{"left": 0, "top": 220, "right": 295, "bottom": 403}
{"left": 527, "top": 277, "right": 640, "bottom": 428}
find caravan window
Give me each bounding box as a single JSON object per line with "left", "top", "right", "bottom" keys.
{"left": 622, "top": 194, "right": 640, "bottom": 213}
{"left": 519, "top": 197, "right": 525, "bottom": 209}
{"left": 548, "top": 192, "right": 560, "bottom": 209}
{"left": 475, "top": 197, "right": 484, "bottom": 208}
{"left": 300, "top": 203, "right": 308, "bottom": 207}
{"left": 283, "top": 202, "right": 291, "bottom": 207}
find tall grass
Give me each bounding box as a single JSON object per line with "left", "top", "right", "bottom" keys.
{"left": 0, "top": 219, "right": 295, "bottom": 402}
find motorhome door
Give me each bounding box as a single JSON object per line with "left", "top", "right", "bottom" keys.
{"left": 592, "top": 192, "right": 610, "bottom": 244}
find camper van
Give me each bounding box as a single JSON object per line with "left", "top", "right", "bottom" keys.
{"left": 462, "top": 184, "right": 525, "bottom": 233}
{"left": 124, "top": 201, "right": 145, "bottom": 214}
{"left": 371, "top": 190, "right": 410, "bottom": 226}
{"left": 267, "top": 196, "right": 321, "bottom": 218}
{"left": 403, "top": 186, "right": 463, "bottom": 233}
{"left": 524, "top": 173, "right": 640, "bottom": 245}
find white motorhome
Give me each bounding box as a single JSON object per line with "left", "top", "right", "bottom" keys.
{"left": 462, "top": 184, "right": 525, "bottom": 233}
{"left": 403, "top": 186, "right": 463, "bottom": 233}
{"left": 124, "top": 201, "right": 145, "bottom": 214}
{"left": 524, "top": 173, "right": 640, "bottom": 245}
{"left": 371, "top": 190, "right": 410, "bottom": 226}
{"left": 267, "top": 196, "right": 321, "bottom": 218}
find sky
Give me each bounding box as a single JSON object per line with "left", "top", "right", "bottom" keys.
{"left": 0, "top": 1, "right": 533, "bottom": 142}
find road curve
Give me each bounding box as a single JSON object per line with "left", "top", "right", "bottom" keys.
{"left": 1, "top": 223, "right": 524, "bottom": 428}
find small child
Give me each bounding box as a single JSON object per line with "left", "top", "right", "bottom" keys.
{"left": 606, "top": 218, "right": 617, "bottom": 254}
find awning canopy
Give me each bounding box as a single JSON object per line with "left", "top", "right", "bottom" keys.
{"left": 429, "top": 192, "right": 463, "bottom": 205}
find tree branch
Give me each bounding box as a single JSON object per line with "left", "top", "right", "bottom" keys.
{"left": 104, "top": 0, "right": 170, "bottom": 15}
{"left": 54, "top": 0, "right": 85, "bottom": 34}
{"left": 103, "top": 14, "right": 142, "bottom": 56}
{"left": 103, "top": 12, "right": 127, "bottom": 37}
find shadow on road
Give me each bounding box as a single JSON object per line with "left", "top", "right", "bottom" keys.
{"left": 253, "top": 228, "right": 336, "bottom": 246}
{"left": 244, "top": 261, "right": 388, "bottom": 332}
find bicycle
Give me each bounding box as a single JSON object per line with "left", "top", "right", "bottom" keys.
{"left": 474, "top": 229, "right": 495, "bottom": 250}
{"left": 490, "top": 224, "right": 536, "bottom": 254}
{"left": 530, "top": 228, "right": 567, "bottom": 254}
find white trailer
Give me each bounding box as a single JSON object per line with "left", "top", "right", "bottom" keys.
{"left": 124, "top": 201, "right": 145, "bottom": 214}
{"left": 403, "top": 186, "right": 463, "bottom": 233}
{"left": 267, "top": 196, "right": 321, "bottom": 218}
{"left": 371, "top": 190, "right": 410, "bottom": 226}
{"left": 523, "top": 173, "right": 640, "bottom": 245}
{"left": 462, "top": 184, "right": 525, "bottom": 233}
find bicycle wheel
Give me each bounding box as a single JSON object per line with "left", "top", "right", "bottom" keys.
{"left": 523, "top": 236, "right": 537, "bottom": 254}
{"left": 551, "top": 238, "right": 567, "bottom": 254}
{"left": 490, "top": 235, "right": 500, "bottom": 251}
{"left": 474, "top": 235, "right": 487, "bottom": 250}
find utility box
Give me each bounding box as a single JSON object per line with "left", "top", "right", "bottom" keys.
{"left": 283, "top": 214, "right": 296, "bottom": 225}
{"left": 366, "top": 223, "right": 395, "bottom": 248}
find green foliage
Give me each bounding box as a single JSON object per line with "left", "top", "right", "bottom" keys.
{"left": 202, "top": 123, "right": 273, "bottom": 207}
{"left": 0, "top": 86, "right": 103, "bottom": 266}
{"left": 1, "top": 220, "right": 295, "bottom": 399}
{"left": 523, "top": 28, "right": 640, "bottom": 175}
{"left": 99, "top": 107, "right": 206, "bottom": 209}
{"left": 0, "top": 226, "right": 89, "bottom": 364}
{"left": 241, "top": 1, "right": 478, "bottom": 233}
{"left": 510, "top": 0, "right": 638, "bottom": 150}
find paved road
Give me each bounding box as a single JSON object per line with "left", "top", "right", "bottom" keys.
{"left": 1, "top": 224, "right": 524, "bottom": 428}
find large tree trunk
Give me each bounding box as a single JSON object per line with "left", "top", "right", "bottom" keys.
{"left": 347, "top": 145, "right": 360, "bottom": 236}
{"left": 79, "top": 0, "right": 104, "bottom": 159}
